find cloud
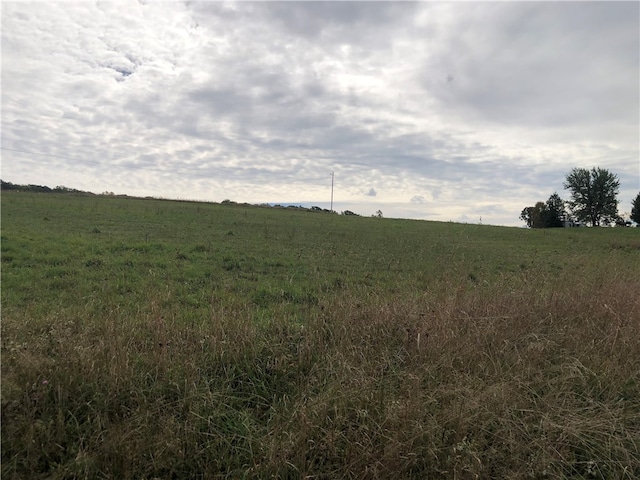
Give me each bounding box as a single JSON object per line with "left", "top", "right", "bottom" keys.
{"left": 246, "top": 2, "right": 420, "bottom": 45}
{"left": 419, "top": 3, "right": 639, "bottom": 138}
{"left": 1, "top": 1, "right": 637, "bottom": 227}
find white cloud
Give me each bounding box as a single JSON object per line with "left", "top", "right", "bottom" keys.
{"left": 1, "top": 1, "right": 638, "bottom": 226}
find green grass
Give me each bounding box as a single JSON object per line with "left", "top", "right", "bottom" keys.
{"left": 2, "top": 191, "right": 639, "bottom": 479}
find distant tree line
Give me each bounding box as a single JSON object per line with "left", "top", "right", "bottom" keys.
{"left": 3, "top": 181, "right": 365, "bottom": 215}
{"left": 521, "top": 168, "right": 638, "bottom": 228}
{"left": 1, "top": 180, "right": 94, "bottom": 195}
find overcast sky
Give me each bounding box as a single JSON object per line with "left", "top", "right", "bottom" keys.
{"left": 2, "top": 1, "right": 638, "bottom": 226}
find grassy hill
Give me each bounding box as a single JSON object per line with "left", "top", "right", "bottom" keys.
{"left": 2, "top": 191, "right": 639, "bottom": 479}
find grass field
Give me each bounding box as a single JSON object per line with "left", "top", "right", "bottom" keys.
{"left": 2, "top": 191, "right": 639, "bottom": 479}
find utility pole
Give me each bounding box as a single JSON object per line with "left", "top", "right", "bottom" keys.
{"left": 330, "top": 171, "right": 334, "bottom": 213}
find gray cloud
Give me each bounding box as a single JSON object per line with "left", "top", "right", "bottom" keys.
{"left": 2, "top": 1, "right": 638, "bottom": 226}
{"left": 420, "top": 3, "right": 639, "bottom": 134}
{"left": 210, "top": 2, "right": 420, "bottom": 46}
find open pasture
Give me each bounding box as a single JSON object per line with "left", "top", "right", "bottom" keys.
{"left": 2, "top": 191, "right": 639, "bottom": 479}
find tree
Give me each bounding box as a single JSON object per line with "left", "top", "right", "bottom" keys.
{"left": 520, "top": 202, "right": 546, "bottom": 228}
{"left": 543, "top": 192, "right": 566, "bottom": 227}
{"left": 563, "top": 167, "right": 620, "bottom": 226}
{"left": 631, "top": 192, "right": 640, "bottom": 225}
{"left": 520, "top": 193, "right": 566, "bottom": 228}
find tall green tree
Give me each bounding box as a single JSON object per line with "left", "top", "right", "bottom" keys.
{"left": 544, "top": 192, "right": 566, "bottom": 228}
{"left": 520, "top": 193, "right": 566, "bottom": 228}
{"left": 563, "top": 167, "right": 620, "bottom": 226}
{"left": 520, "top": 202, "right": 546, "bottom": 228}
{"left": 631, "top": 192, "right": 640, "bottom": 225}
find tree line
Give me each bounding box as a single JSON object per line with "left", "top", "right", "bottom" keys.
{"left": 520, "top": 167, "right": 640, "bottom": 228}
{"left": 1, "top": 180, "right": 94, "bottom": 195}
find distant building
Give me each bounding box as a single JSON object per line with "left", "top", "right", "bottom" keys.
{"left": 561, "top": 214, "right": 584, "bottom": 227}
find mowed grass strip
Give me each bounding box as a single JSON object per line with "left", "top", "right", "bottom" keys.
{"left": 2, "top": 191, "right": 639, "bottom": 479}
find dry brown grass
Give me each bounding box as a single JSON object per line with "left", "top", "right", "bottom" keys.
{"left": 6, "top": 266, "right": 637, "bottom": 479}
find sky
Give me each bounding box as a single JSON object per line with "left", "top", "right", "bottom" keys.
{"left": 1, "top": 1, "right": 639, "bottom": 226}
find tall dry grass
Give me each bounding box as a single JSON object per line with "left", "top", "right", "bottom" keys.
{"left": 3, "top": 262, "right": 639, "bottom": 479}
